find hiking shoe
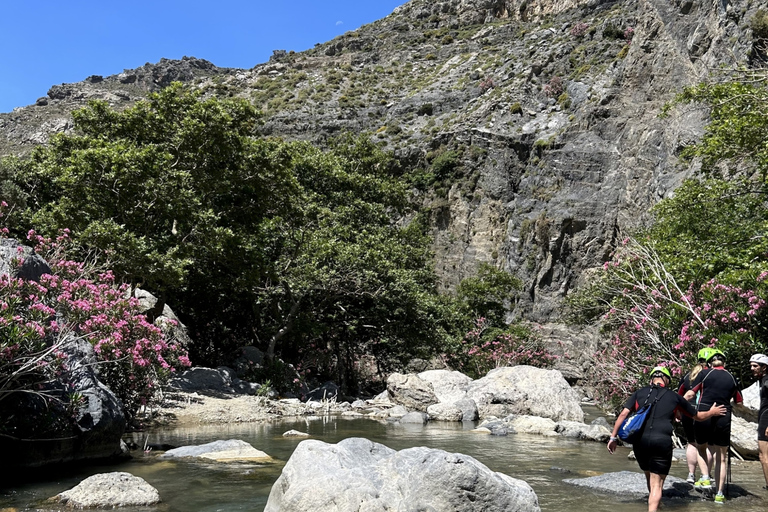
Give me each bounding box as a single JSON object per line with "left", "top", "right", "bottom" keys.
{"left": 693, "top": 477, "right": 712, "bottom": 491}
{"left": 686, "top": 473, "right": 696, "bottom": 484}
{"left": 714, "top": 492, "right": 725, "bottom": 504}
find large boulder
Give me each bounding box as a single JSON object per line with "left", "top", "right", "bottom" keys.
{"left": 427, "top": 402, "right": 464, "bottom": 421}
{"left": 386, "top": 373, "right": 438, "bottom": 411}
{"left": 736, "top": 381, "right": 760, "bottom": 422}
{"left": 466, "top": 366, "right": 584, "bottom": 422}
{"left": 55, "top": 472, "right": 160, "bottom": 507}
{"left": 564, "top": 471, "right": 692, "bottom": 498}
{"left": 265, "top": 437, "right": 540, "bottom": 512}
{"left": 417, "top": 369, "right": 472, "bottom": 403}
{"left": 166, "top": 366, "right": 263, "bottom": 395}
{"left": 131, "top": 287, "right": 192, "bottom": 351}
{"left": 730, "top": 415, "right": 759, "bottom": 460}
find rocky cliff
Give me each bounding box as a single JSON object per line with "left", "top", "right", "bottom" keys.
{"left": 0, "top": 0, "right": 761, "bottom": 325}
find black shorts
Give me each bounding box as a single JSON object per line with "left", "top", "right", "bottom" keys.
{"left": 758, "top": 413, "right": 768, "bottom": 442}
{"left": 634, "top": 436, "right": 673, "bottom": 475}
{"left": 694, "top": 412, "right": 732, "bottom": 446}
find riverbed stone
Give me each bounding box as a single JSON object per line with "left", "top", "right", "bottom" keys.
{"left": 264, "top": 437, "right": 541, "bottom": 512}
{"left": 427, "top": 402, "right": 464, "bottom": 421}
{"left": 55, "top": 472, "right": 160, "bottom": 507}
{"left": 555, "top": 420, "right": 611, "bottom": 442}
{"left": 564, "top": 471, "right": 690, "bottom": 498}
{"left": 159, "top": 439, "right": 272, "bottom": 462}
{"left": 467, "top": 366, "right": 584, "bottom": 422}
{"left": 736, "top": 382, "right": 760, "bottom": 422}
{"left": 399, "top": 411, "right": 429, "bottom": 424}
{"left": 455, "top": 398, "right": 479, "bottom": 421}
{"left": 386, "top": 373, "right": 438, "bottom": 411}
{"left": 731, "top": 415, "right": 759, "bottom": 459}
{"left": 417, "top": 369, "right": 472, "bottom": 403}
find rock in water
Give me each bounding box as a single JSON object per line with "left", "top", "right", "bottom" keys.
{"left": 55, "top": 472, "right": 160, "bottom": 507}
{"left": 265, "top": 437, "right": 540, "bottom": 512}
{"left": 159, "top": 439, "right": 272, "bottom": 462}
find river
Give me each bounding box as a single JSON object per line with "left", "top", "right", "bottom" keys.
{"left": 2, "top": 412, "right": 767, "bottom": 511}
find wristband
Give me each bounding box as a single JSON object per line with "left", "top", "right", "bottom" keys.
{"left": 609, "top": 436, "right": 618, "bottom": 442}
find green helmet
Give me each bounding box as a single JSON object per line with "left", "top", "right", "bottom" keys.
{"left": 708, "top": 349, "right": 726, "bottom": 363}
{"left": 697, "top": 347, "right": 715, "bottom": 362}
{"left": 650, "top": 366, "right": 672, "bottom": 381}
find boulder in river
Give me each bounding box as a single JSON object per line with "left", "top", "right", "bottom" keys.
{"left": 386, "top": 373, "right": 438, "bottom": 411}
{"left": 466, "top": 366, "right": 584, "bottom": 422}
{"left": 264, "top": 437, "right": 540, "bottom": 512}
{"left": 55, "top": 472, "right": 160, "bottom": 507}
{"left": 159, "top": 439, "right": 272, "bottom": 462}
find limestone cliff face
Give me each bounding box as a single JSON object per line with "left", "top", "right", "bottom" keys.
{"left": 0, "top": 0, "right": 760, "bottom": 325}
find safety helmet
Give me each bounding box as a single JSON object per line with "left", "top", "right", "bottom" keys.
{"left": 697, "top": 347, "right": 715, "bottom": 362}
{"left": 708, "top": 349, "right": 726, "bottom": 363}
{"left": 650, "top": 366, "right": 672, "bottom": 381}
{"left": 749, "top": 353, "right": 768, "bottom": 366}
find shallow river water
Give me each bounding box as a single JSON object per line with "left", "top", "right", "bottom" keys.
{"left": 2, "top": 412, "right": 767, "bottom": 511}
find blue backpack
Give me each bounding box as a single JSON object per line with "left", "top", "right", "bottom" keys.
{"left": 618, "top": 387, "right": 667, "bottom": 444}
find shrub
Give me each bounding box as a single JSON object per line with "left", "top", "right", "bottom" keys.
{"left": 510, "top": 102, "right": 523, "bottom": 115}
{"left": 455, "top": 318, "right": 558, "bottom": 379}
{"left": 570, "top": 22, "right": 590, "bottom": 38}
{"left": 543, "top": 76, "right": 564, "bottom": 97}
{"left": 1, "top": 224, "right": 190, "bottom": 425}
{"left": 479, "top": 76, "right": 496, "bottom": 92}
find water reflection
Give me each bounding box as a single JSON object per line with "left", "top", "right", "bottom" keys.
{"left": 2, "top": 416, "right": 766, "bottom": 512}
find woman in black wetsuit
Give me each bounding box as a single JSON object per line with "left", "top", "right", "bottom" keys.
{"left": 677, "top": 348, "right": 714, "bottom": 483}
{"left": 608, "top": 366, "right": 726, "bottom": 512}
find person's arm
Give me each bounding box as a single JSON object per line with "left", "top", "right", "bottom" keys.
{"left": 607, "top": 408, "right": 631, "bottom": 454}
{"left": 692, "top": 402, "right": 726, "bottom": 421}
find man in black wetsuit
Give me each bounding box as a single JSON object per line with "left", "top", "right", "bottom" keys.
{"left": 750, "top": 353, "right": 768, "bottom": 490}
{"left": 608, "top": 366, "right": 726, "bottom": 512}
{"left": 684, "top": 349, "right": 743, "bottom": 504}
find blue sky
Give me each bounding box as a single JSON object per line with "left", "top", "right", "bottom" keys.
{"left": 0, "top": 1, "right": 406, "bottom": 113}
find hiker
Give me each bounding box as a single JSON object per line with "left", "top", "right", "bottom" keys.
{"left": 750, "top": 353, "right": 768, "bottom": 490}
{"left": 677, "top": 348, "right": 714, "bottom": 484}
{"left": 684, "top": 349, "right": 743, "bottom": 504}
{"left": 608, "top": 366, "right": 726, "bottom": 512}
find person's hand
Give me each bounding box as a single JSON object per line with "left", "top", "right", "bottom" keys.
{"left": 607, "top": 437, "right": 618, "bottom": 454}
{"left": 711, "top": 402, "right": 726, "bottom": 417}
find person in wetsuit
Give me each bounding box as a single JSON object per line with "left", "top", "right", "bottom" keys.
{"left": 608, "top": 366, "right": 726, "bottom": 512}
{"left": 749, "top": 353, "right": 768, "bottom": 490}
{"left": 684, "top": 349, "right": 743, "bottom": 504}
{"left": 677, "top": 348, "right": 714, "bottom": 483}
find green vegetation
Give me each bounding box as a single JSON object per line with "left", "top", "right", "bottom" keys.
{"left": 568, "top": 75, "right": 768, "bottom": 406}
{"left": 0, "top": 84, "right": 529, "bottom": 394}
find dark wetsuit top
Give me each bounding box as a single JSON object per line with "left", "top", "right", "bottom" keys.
{"left": 689, "top": 367, "right": 742, "bottom": 446}
{"left": 759, "top": 373, "right": 768, "bottom": 442}
{"left": 689, "top": 367, "right": 742, "bottom": 412}
{"left": 623, "top": 384, "right": 698, "bottom": 475}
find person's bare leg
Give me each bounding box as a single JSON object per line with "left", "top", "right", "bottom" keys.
{"left": 758, "top": 440, "right": 768, "bottom": 487}
{"left": 686, "top": 442, "right": 698, "bottom": 476}
{"left": 696, "top": 442, "right": 711, "bottom": 480}
{"left": 648, "top": 472, "right": 666, "bottom": 512}
{"left": 712, "top": 445, "right": 728, "bottom": 494}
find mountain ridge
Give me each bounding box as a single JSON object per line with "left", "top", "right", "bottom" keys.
{"left": 0, "top": 0, "right": 761, "bottom": 329}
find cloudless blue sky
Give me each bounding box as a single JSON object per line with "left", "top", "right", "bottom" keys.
{"left": 0, "top": 1, "right": 406, "bottom": 113}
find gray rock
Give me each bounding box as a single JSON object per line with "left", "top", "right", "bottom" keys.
{"left": 417, "top": 369, "right": 472, "bottom": 403}
{"left": 731, "top": 415, "right": 759, "bottom": 459}
{"left": 399, "top": 411, "right": 429, "bottom": 424}
{"left": 386, "top": 373, "right": 438, "bottom": 411}
{"left": 56, "top": 472, "right": 160, "bottom": 507}
{"left": 427, "top": 402, "right": 464, "bottom": 421}
{"left": 555, "top": 420, "right": 611, "bottom": 442}
{"left": 159, "top": 439, "right": 272, "bottom": 461}
{"left": 455, "top": 398, "right": 480, "bottom": 421}
{"left": 466, "top": 366, "right": 584, "bottom": 422}
{"left": 564, "top": 471, "right": 691, "bottom": 498}
{"left": 387, "top": 404, "right": 409, "bottom": 418}
{"left": 264, "top": 438, "right": 540, "bottom": 512}
{"left": 736, "top": 382, "right": 760, "bottom": 422}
